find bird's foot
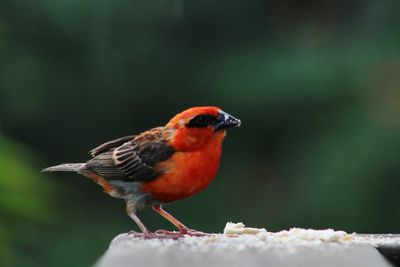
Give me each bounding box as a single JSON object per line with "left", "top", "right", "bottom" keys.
{"left": 127, "top": 229, "right": 211, "bottom": 239}
{"left": 155, "top": 228, "right": 211, "bottom": 237}
{"left": 154, "top": 229, "right": 184, "bottom": 238}
{"left": 128, "top": 230, "right": 182, "bottom": 239}
{"left": 182, "top": 228, "right": 211, "bottom": 237}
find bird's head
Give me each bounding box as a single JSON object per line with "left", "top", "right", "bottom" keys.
{"left": 166, "top": 106, "right": 241, "bottom": 151}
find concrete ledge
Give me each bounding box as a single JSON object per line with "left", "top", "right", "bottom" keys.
{"left": 95, "top": 227, "right": 399, "bottom": 267}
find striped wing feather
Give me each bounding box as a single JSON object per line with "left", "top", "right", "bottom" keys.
{"left": 87, "top": 131, "right": 175, "bottom": 182}
{"left": 90, "top": 135, "right": 135, "bottom": 157}
{"left": 112, "top": 143, "right": 155, "bottom": 180}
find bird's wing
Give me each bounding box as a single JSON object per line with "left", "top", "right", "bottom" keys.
{"left": 90, "top": 135, "right": 135, "bottom": 157}
{"left": 87, "top": 136, "right": 175, "bottom": 182}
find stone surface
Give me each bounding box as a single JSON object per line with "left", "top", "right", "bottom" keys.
{"left": 94, "top": 225, "right": 400, "bottom": 267}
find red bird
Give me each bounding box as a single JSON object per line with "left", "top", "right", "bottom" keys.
{"left": 43, "top": 106, "right": 240, "bottom": 238}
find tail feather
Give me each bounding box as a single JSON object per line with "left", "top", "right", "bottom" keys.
{"left": 42, "top": 163, "right": 85, "bottom": 173}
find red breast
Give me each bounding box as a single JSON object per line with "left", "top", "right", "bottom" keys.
{"left": 140, "top": 131, "right": 226, "bottom": 202}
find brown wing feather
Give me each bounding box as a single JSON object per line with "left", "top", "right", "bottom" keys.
{"left": 113, "top": 143, "right": 155, "bottom": 180}
{"left": 90, "top": 135, "right": 135, "bottom": 157}
{"left": 87, "top": 128, "right": 175, "bottom": 182}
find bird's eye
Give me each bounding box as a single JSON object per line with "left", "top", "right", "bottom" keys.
{"left": 187, "top": 114, "right": 216, "bottom": 128}
{"left": 196, "top": 116, "right": 206, "bottom": 123}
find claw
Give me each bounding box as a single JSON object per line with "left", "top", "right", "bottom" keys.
{"left": 183, "top": 229, "right": 211, "bottom": 237}
{"left": 156, "top": 228, "right": 211, "bottom": 237}
{"left": 128, "top": 230, "right": 183, "bottom": 239}
{"left": 154, "top": 229, "right": 183, "bottom": 237}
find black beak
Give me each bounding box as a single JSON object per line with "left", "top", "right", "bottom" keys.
{"left": 214, "top": 110, "right": 241, "bottom": 131}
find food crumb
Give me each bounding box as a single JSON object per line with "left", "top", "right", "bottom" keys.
{"left": 223, "top": 222, "right": 267, "bottom": 235}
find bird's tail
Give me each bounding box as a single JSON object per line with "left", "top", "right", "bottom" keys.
{"left": 42, "top": 163, "right": 86, "bottom": 173}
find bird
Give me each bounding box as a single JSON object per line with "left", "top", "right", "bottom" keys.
{"left": 42, "top": 106, "right": 241, "bottom": 238}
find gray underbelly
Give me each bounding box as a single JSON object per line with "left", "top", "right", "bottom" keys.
{"left": 108, "top": 180, "right": 160, "bottom": 210}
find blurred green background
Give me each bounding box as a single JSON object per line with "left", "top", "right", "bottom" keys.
{"left": 1, "top": 0, "right": 400, "bottom": 266}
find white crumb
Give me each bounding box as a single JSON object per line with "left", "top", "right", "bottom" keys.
{"left": 271, "top": 227, "right": 350, "bottom": 242}
{"left": 223, "top": 222, "right": 267, "bottom": 235}
{"left": 223, "top": 222, "right": 351, "bottom": 243}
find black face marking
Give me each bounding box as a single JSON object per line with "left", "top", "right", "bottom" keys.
{"left": 186, "top": 114, "right": 217, "bottom": 128}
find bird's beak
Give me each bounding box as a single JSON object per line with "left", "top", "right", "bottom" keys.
{"left": 214, "top": 110, "right": 241, "bottom": 131}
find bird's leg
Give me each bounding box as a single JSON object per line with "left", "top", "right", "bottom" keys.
{"left": 128, "top": 213, "right": 150, "bottom": 236}
{"left": 126, "top": 205, "right": 152, "bottom": 238}
{"left": 152, "top": 205, "right": 209, "bottom": 236}
{"left": 126, "top": 205, "right": 181, "bottom": 239}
